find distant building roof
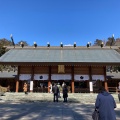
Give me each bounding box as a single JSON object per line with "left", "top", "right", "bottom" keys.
{"left": 0, "top": 47, "right": 120, "bottom": 65}
{"left": 0, "top": 71, "right": 17, "bottom": 79}
{"left": 106, "top": 72, "right": 120, "bottom": 80}
{"left": 115, "top": 39, "right": 120, "bottom": 46}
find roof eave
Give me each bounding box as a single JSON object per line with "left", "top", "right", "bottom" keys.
{"left": 0, "top": 62, "right": 120, "bottom": 66}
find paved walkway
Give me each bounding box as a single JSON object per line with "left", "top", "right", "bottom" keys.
{"left": 0, "top": 93, "right": 120, "bottom": 120}
{"left": 0, "top": 92, "right": 120, "bottom": 103}
{"left": 0, "top": 102, "right": 120, "bottom": 120}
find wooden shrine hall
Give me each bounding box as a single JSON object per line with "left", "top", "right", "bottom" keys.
{"left": 0, "top": 45, "right": 120, "bottom": 93}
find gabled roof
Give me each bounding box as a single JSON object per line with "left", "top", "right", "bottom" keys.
{"left": 0, "top": 47, "right": 120, "bottom": 66}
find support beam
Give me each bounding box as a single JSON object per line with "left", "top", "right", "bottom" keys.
{"left": 71, "top": 66, "right": 74, "bottom": 93}
{"left": 89, "top": 66, "right": 93, "bottom": 93}
{"left": 15, "top": 80, "right": 19, "bottom": 92}
{"left": 104, "top": 66, "right": 108, "bottom": 91}
{"left": 30, "top": 66, "right": 34, "bottom": 92}
{"left": 89, "top": 66, "right": 92, "bottom": 81}
{"left": 16, "top": 66, "right": 20, "bottom": 92}
{"left": 48, "top": 66, "right": 51, "bottom": 93}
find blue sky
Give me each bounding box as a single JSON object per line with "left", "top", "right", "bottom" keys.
{"left": 0, "top": 0, "right": 120, "bottom": 46}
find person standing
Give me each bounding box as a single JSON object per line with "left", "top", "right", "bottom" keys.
{"left": 57, "top": 83, "right": 61, "bottom": 98}
{"left": 118, "top": 82, "right": 120, "bottom": 102}
{"left": 63, "top": 84, "right": 68, "bottom": 102}
{"left": 62, "top": 82, "right": 65, "bottom": 88}
{"left": 49, "top": 83, "right": 52, "bottom": 93}
{"left": 95, "top": 86, "right": 116, "bottom": 120}
{"left": 52, "top": 83, "right": 59, "bottom": 102}
{"left": 23, "top": 82, "right": 28, "bottom": 95}
{"left": 40, "top": 83, "right": 43, "bottom": 92}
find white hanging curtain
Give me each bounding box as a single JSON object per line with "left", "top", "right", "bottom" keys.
{"left": 51, "top": 74, "right": 71, "bottom": 80}
{"left": 19, "top": 74, "right": 31, "bottom": 81}
{"left": 74, "top": 75, "right": 89, "bottom": 81}
{"left": 34, "top": 74, "right": 48, "bottom": 80}
{"left": 92, "top": 75, "right": 104, "bottom": 81}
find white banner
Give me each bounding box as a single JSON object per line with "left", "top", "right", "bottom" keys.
{"left": 51, "top": 74, "right": 71, "bottom": 80}
{"left": 19, "top": 74, "right": 31, "bottom": 81}
{"left": 74, "top": 75, "right": 89, "bottom": 81}
{"left": 89, "top": 81, "right": 93, "bottom": 92}
{"left": 34, "top": 74, "right": 48, "bottom": 80}
{"left": 92, "top": 75, "right": 104, "bottom": 81}
{"left": 30, "top": 81, "right": 33, "bottom": 91}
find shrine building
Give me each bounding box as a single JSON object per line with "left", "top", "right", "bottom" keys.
{"left": 0, "top": 45, "right": 120, "bottom": 93}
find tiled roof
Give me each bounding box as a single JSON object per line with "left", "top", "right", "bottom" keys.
{"left": 0, "top": 48, "right": 120, "bottom": 65}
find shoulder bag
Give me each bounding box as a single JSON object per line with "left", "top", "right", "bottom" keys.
{"left": 92, "top": 109, "right": 99, "bottom": 120}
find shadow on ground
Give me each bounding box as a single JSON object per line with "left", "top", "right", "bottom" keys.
{"left": 0, "top": 102, "right": 95, "bottom": 120}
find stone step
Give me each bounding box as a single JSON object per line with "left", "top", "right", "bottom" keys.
{"left": 0, "top": 92, "right": 119, "bottom": 103}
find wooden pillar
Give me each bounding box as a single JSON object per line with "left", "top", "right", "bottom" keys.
{"left": 16, "top": 66, "right": 20, "bottom": 92}
{"left": 16, "top": 80, "right": 19, "bottom": 92}
{"left": 89, "top": 66, "right": 92, "bottom": 81}
{"left": 30, "top": 66, "right": 34, "bottom": 92}
{"left": 71, "top": 66, "right": 74, "bottom": 93}
{"left": 48, "top": 66, "right": 51, "bottom": 93}
{"left": 104, "top": 66, "right": 108, "bottom": 91}
{"left": 89, "top": 66, "right": 93, "bottom": 93}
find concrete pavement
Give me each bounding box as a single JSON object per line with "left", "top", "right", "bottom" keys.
{"left": 0, "top": 93, "right": 120, "bottom": 120}
{"left": 0, "top": 102, "right": 120, "bottom": 120}
{"left": 0, "top": 92, "right": 120, "bottom": 103}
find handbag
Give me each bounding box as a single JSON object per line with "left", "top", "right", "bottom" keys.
{"left": 92, "top": 109, "right": 99, "bottom": 120}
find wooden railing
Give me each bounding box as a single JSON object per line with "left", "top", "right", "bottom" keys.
{"left": 108, "top": 87, "right": 118, "bottom": 93}
{"left": 74, "top": 88, "right": 90, "bottom": 93}
{"left": 33, "top": 87, "right": 48, "bottom": 93}
{"left": 74, "top": 88, "right": 99, "bottom": 93}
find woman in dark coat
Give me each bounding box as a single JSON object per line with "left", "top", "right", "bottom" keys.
{"left": 63, "top": 85, "right": 68, "bottom": 102}
{"left": 95, "top": 86, "right": 116, "bottom": 120}
{"left": 118, "top": 82, "right": 120, "bottom": 102}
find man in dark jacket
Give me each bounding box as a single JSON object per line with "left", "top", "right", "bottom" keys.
{"left": 118, "top": 82, "right": 120, "bottom": 102}
{"left": 52, "top": 83, "right": 59, "bottom": 102}
{"left": 95, "top": 86, "right": 116, "bottom": 120}
{"left": 63, "top": 84, "right": 68, "bottom": 102}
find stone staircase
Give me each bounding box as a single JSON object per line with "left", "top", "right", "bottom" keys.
{"left": 0, "top": 92, "right": 119, "bottom": 103}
